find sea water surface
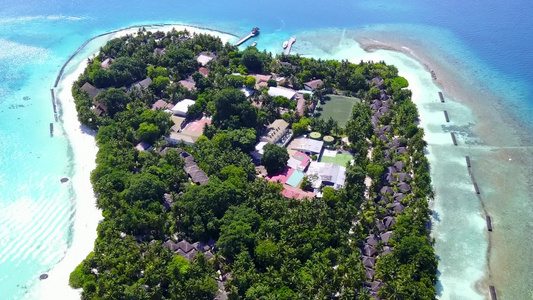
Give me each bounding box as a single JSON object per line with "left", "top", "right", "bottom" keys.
{"left": 0, "top": 0, "right": 532, "bottom": 299}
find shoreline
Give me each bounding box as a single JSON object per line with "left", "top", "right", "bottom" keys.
{"left": 353, "top": 34, "right": 533, "bottom": 299}
{"left": 30, "top": 24, "right": 236, "bottom": 299}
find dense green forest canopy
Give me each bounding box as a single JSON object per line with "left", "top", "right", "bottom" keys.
{"left": 70, "top": 28, "right": 436, "bottom": 300}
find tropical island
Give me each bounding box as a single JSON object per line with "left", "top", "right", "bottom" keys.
{"left": 69, "top": 28, "right": 436, "bottom": 299}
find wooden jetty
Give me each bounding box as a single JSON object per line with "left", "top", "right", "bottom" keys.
{"left": 486, "top": 216, "right": 493, "bottom": 231}
{"left": 50, "top": 123, "right": 54, "bottom": 137}
{"left": 284, "top": 37, "right": 296, "bottom": 55}
{"left": 473, "top": 181, "right": 480, "bottom": 194}
{"left": 234, "top": 27, "right": 260, "bottom": 46}
{"left": 489, "top": 286, "right": 497, "bottom": 300}
{"left": 466, "top": 156, "right": 471, "bottom": 167}
{"left": 451, "top": 132, "right": 457, "bottom": 146}
{"left": 439, "top": 92, "right": 445, "bottom": 103}
{"left": 444, "top": 110, "right": 449, "bottom": 122}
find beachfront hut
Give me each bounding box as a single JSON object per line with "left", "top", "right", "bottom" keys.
{"left": 370, "top": 103, "right": 380, "bottom": 111}
{"left": 375, "top": 195, "right": 390, "bottom": 204}
{"left": 370, "top": 281, "right": 383, "bottom": 292}
{"left": 380, "top": 186, "right": 394, "bottom": 195}
{"left": 382, "top": 246, "right": 393, "bottom": 255}
{"left": 371, "top": 77, "right": 384, "bottom": 88}
{"left": 397, "top": 173, "right": 411, "bottom": 182}
{"left": 397, "top": 182, "right": 411, "bottom": 193}
{"left": 383, "top": 216, "right": 396, "bottom": 229}
{"left": 365, "top": 268, "right": 376, "bottom": 280}
{"left": 363, "top": 244, "right": 378, "bottom": 257}
{"left": 380, "top": 231, "right": 393, "bottom": 245}
{"left": 363, "top": 256, "right": 376, "bottom": 268}
{"left": 393, "top": 193, "right": 405, "bottom": 202}
{"left": 386, "top": 166, "right": 397, "bottom": 175}
{"left": 397, "top": 147, "right": 407, "bottom": 154}
{"left": 391, "top": 202, "right": 405, "bottom": 213}
{"left": 384, "top": 173, "right": 395, "bottom": 184}
{"left": 378, "top": 106, "right": 390, "bottom": 114}
{"left": 365, "top": 234, "right": 380, "bottom": 247}
{"left": 380, "top": 92, "right": 389, "bottom": 101}
{"left": 394, "top": 161, "right": 404, "bottom": 171}
{"left": 177, "top": 240, "right": 195, "bottom": 253}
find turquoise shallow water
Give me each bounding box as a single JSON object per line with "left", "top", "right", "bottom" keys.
{"left": 0, "top": 1, "right": 532, "bottom": 299}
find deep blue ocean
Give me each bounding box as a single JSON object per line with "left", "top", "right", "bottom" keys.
{"left": 0, "top": 0, "right": 532, "bottom": 299}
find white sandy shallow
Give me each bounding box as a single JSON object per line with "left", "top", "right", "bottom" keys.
{"left": 29, "top": 24, "right": 235, "bottom": 300}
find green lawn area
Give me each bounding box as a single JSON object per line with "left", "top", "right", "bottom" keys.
{"left": 315, "top": 95, "right": 360, "bottom": 127}
{"left": 320, "top": 153, "right": 354, "bottom": 167}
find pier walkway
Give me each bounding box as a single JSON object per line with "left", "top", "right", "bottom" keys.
{"left": 284, "top": 37, "right": 296, "bottom": 55}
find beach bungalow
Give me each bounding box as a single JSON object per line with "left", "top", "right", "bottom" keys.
{"left": 394, "top": 161, "right": 404, "bottom": 171}
{"left": 365, "top": 268, "right": 376, "bottom": 280}
{"left": 363, "top": 256, "right": 376, "bottom": 268}
{"left": 391, "top": 202, "right": 405, "bottom": 213}
{"left": 380, "top": 186, "right": 394, "bottom": 195}
{"left": 267, "top": 86, "right": 297, "bottom": 100}
{"left": 171, "top": 99, "right": 196, "bottom": 117}
{"left": 91, "top": 100, "right": 108, "bottom": 116}
{"left": 383, "top": 216, "right": 396, "bottom": 229}
{"left": 81, "top": 82, "right": 102, "bottom": 99}
{"left": 393, "top": 193, "right": 405, "bottom": 202}
{"left": 397, "top": 182, "right": 411, "bottom": 193}
{"left": 363, "top": 244, "right": 378, "bottom": 257}
{"left": 303, "top": 79, "right": 323, "bottom": 91}
{"left": 380, "top": 231, "right": 393, "bottom": 245}
{"left": 382, "top": 246, "right": 393, "bottom": 255}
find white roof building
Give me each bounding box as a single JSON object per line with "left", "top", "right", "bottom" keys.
{"left": 197, "top": 53, "right": 214, "bottom": 66}
{"left": 289, "top": 138, "right": 324, "bottom": 155}
{"left": 306, "top": 161, "right": 346, "bottom": 190}
{"left": 171, "top": 99, "right": 196, "bottom": 116}
{"left": 268, "top": 86, "right": 297, "bottom": 100}
{"left": 239, "top": 87, "right": 255, "bottom": 98}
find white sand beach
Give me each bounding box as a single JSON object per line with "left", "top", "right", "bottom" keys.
{"left": 29, "top": 24, "right": 236, "bottom": 300}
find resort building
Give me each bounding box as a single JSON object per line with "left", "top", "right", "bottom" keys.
{"left": 304, "top": 79, "right": 324, "bottom": 91}
{"left": 267, "top": 86, "right": 297, "bottom": 100}
{"left": 239, "top": 87, "right": 255, "bottom": 98}
{"left": 287, "top": 151, "right": 311, "bottom": 171}
{"left": 288, "top": 138, "right": 324, "bottom": 157}
{"left": 163, "top": 239, "right": 215, "bottom": 261}
{"left": 260, "top": 119, "right": 291, "bottom": 144}
{"left": 199, "top": 67, "right": 210, "bottom": 77}
{"left": 101, "top": 57, "right": 114, "bottom": 70}
{"left": 165, "top": 116, "right": 210, "bottom": 145}
{"left": 135, "top": 142, "right": 152, "bottom": 152}
{"left": 197, "top": 52, "right": 216, "bottom": 66}
{"left": 151, "top": 99, "right": 174, "bottom": 111}
{"left": 171, "top": 99, "right": 196, "bottom": 116}
{"left": 266, "top": 167, "right": 315, "bottom": 200}
{"left": 178, "top": 79, "right": 196, "bottom": 90}
{"left": 133, "top": 77, "right": 153, "bottom": 90}
{"left": 251, "top": 74, "right": 272, "bottom": 87}
{"left": 306, "top": 161, "right": 347, "bottom": 191}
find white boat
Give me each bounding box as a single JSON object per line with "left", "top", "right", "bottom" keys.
{"left": 282, "top": 41, "right": 289, "bottom": 49}
{"left": 252, "top": 41, "right": 257, "bottom": 47}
